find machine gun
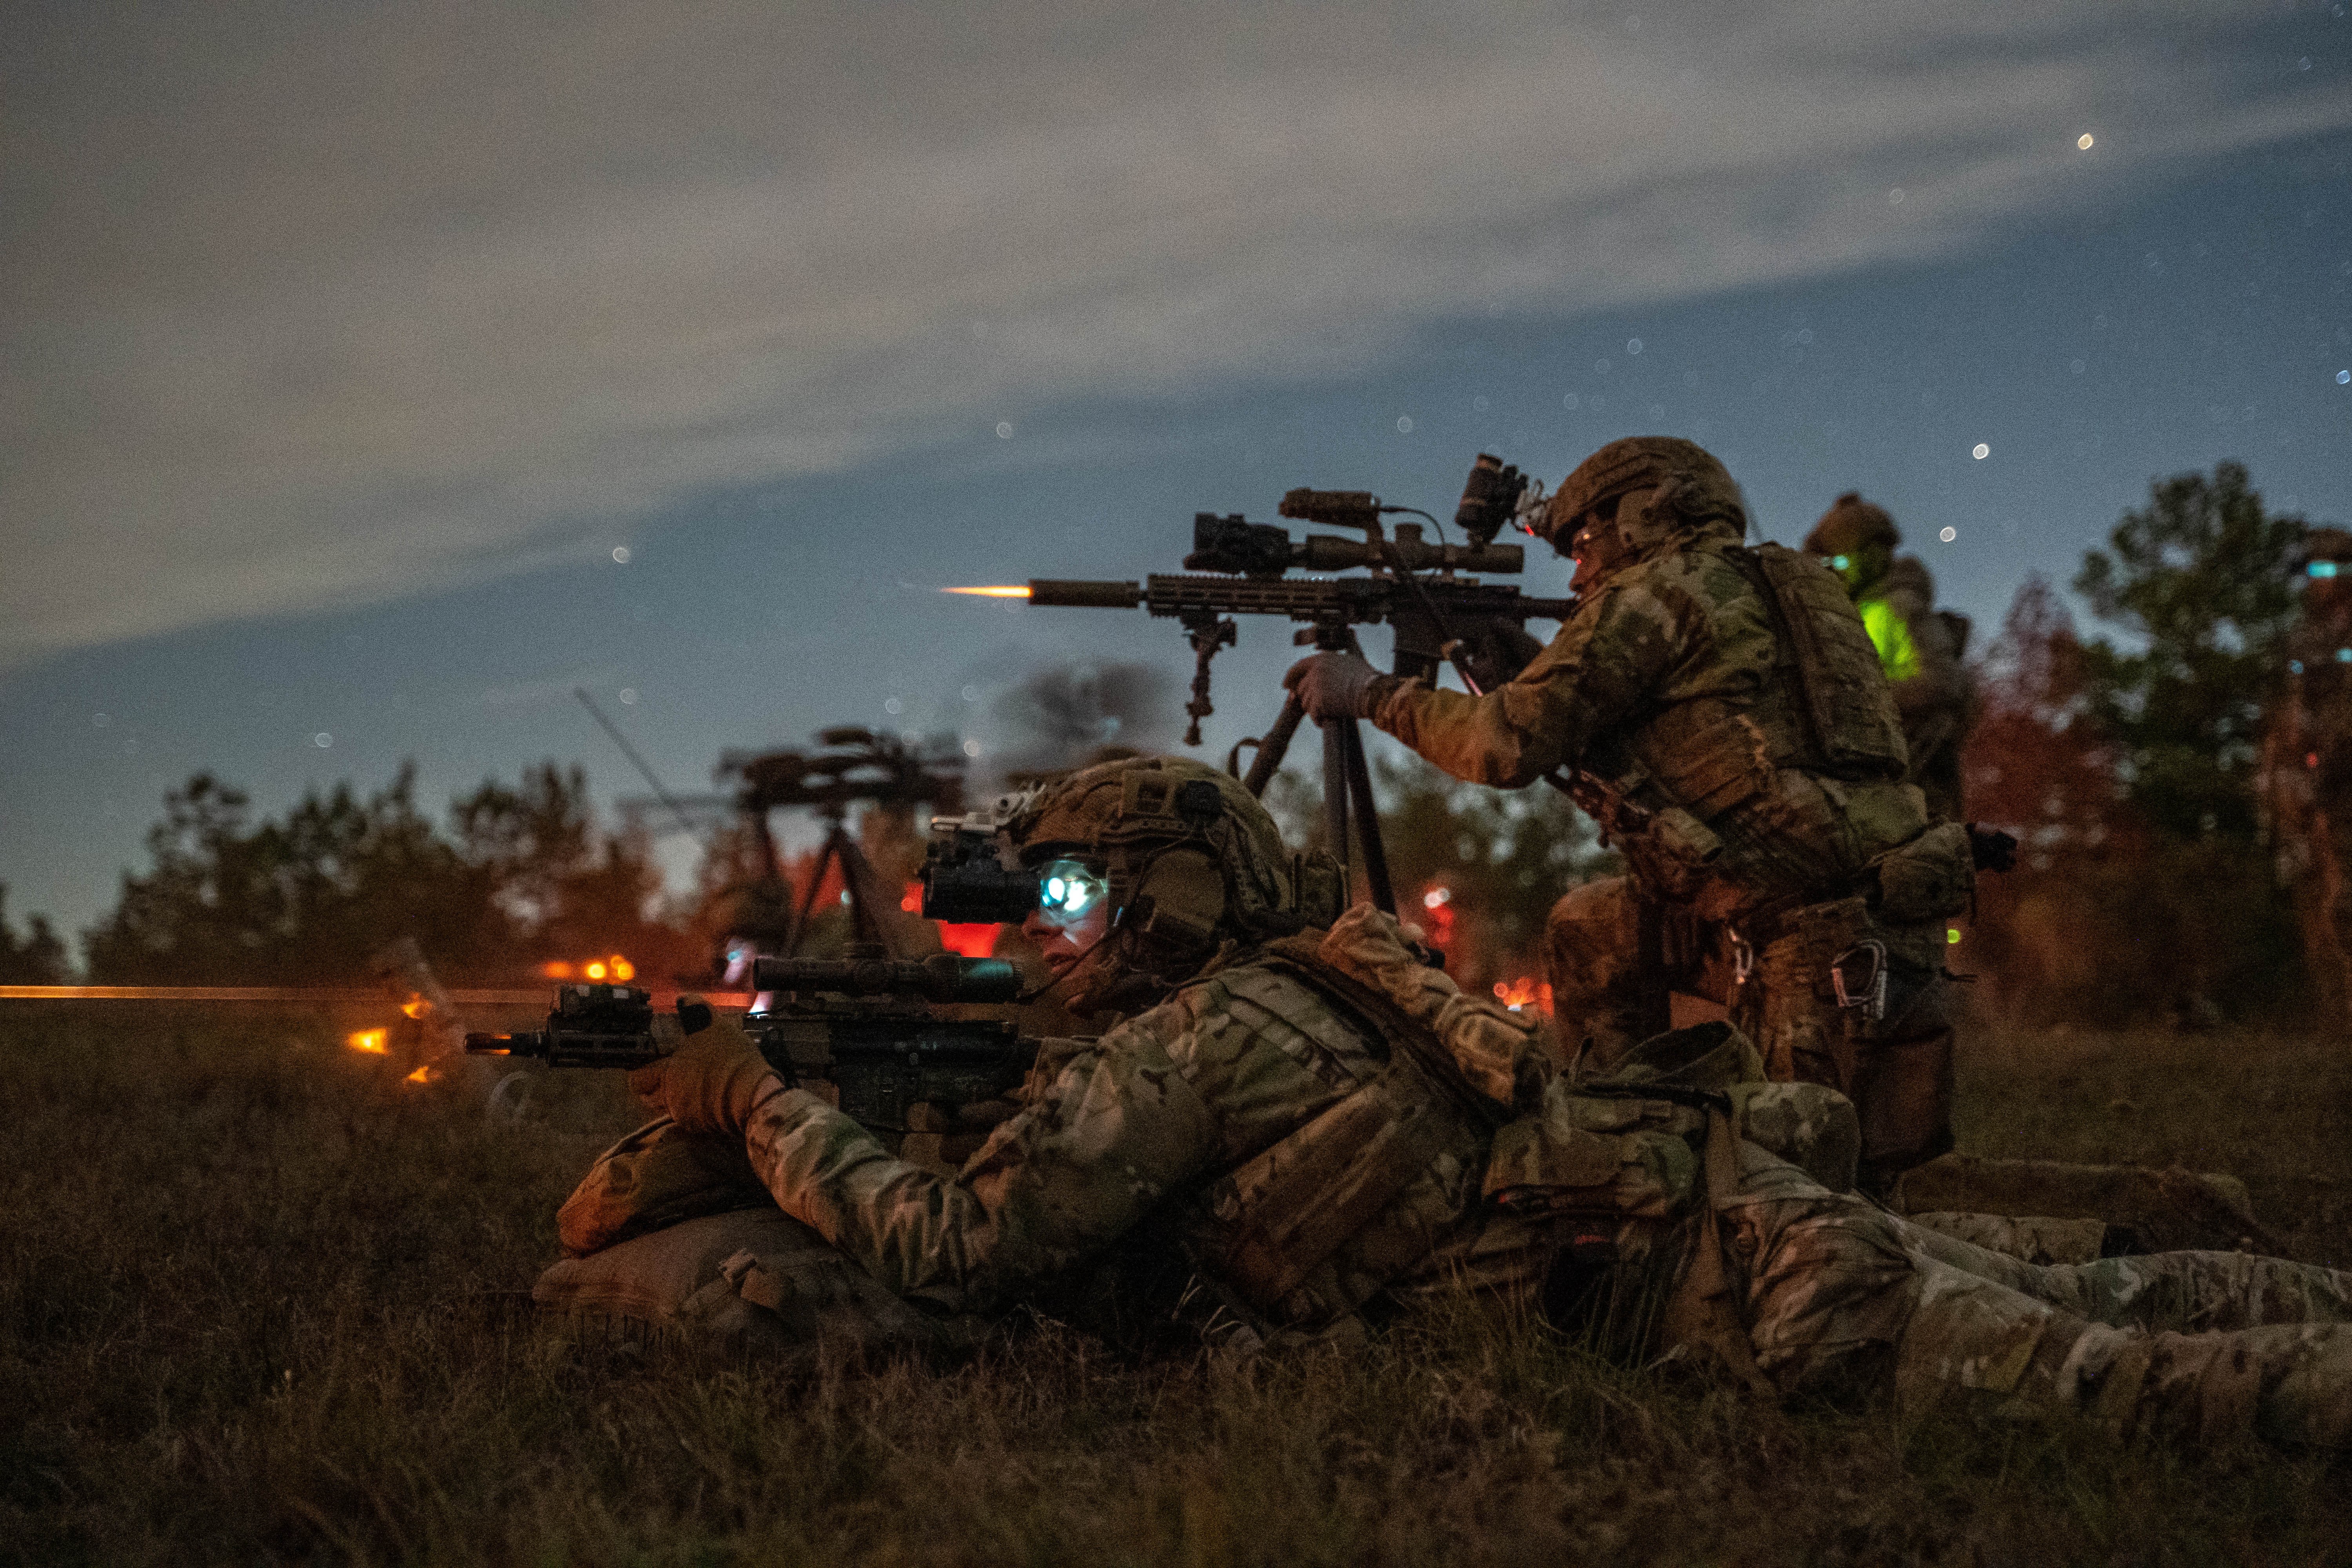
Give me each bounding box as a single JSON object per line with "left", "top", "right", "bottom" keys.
{"left": 967, "top": 454, "right": 1573, "bottom": 916}
{"left": 464, "top": 947, "right": 1036, "bottom": 1165}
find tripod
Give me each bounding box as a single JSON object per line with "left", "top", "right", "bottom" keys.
{"left": 1233, "top": 624, "right": 1397, "bottom": 917}
{"left": 780, "top": 805, "right": 907, "bottom": 957}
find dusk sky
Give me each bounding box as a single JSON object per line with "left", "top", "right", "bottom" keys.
{"left": 4, "top": 1, "right": 2349, "bottom": 950}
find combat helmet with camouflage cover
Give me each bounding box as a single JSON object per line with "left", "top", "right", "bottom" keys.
{"left": 1537, "top": 437, "right": 1748, "bottom": 580}
{"left": 1805, "top": 492, "right": 1902, "bottom": 558}
{"left": 1001, "top": 756, "right": 1347, "bottom": 1010}
{"left": 1805, "top": 492, "right": 1903, "bottom": 600}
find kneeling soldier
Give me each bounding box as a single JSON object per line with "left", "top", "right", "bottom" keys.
{"left": 1288, "top": 437, "right": 1963, "bottom": 1192}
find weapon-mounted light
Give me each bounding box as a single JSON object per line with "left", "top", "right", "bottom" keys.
{"left": 943, "top": 585, "right": 1033, "bottom": 599}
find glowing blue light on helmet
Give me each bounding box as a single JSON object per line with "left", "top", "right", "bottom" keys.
{"left": 1037, "top": 859, "right": 1107, "bottom": 921}
{"left": 2310, "top": 560, "right": 2340, "bottom": 579}
{"left": 1831, "top": 555, "right": 1851, "bottom": 572}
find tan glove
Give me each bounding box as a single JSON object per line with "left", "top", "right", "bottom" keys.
{"left": 626, "top": 1004, "right": 780, "bottom": 1138}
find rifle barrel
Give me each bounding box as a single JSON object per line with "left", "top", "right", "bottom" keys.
{"left": 1029, "top": 579, "right": 1143, "bottom": 609}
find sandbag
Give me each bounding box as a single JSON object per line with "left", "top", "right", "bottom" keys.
{"left": 534, "top": 1207, "right": 989, "bottom": 1359}
{"left": 556, "top": 1116, "right": 768, "bottom": 1257}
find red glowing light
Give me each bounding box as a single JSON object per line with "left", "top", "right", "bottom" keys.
{"left": 936, "top": 924, "right": 998, "bottom": 959}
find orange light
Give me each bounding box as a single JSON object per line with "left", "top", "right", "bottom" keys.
{"left": 403, "top": 1065, "right": 432, "bottom": 1084}
{"left": 585, "top": 961, "right": 608, "bottom": 981}
{"left": 1491, "top": 977, "right": 1547, "bottom": 1014}
{"left": 936, "top": 924, "right": 998, "bottom": 959}
{"left": 901, "top": 881, "right": 924, "bottom": 915}
{"left": 942, "top": 585, "right": 1032, "bottom": 599}
{"left": 346, "top": 1029, "right": 389, "bottom": 1054}
{"left": 541, "top": 961, "right": 573, "bottom": 980}
{"left": 400, "top": 998, "right": 428, "bottom": 1019}
{"left": 610, "top": 957, "right": 635, "bottom": 981}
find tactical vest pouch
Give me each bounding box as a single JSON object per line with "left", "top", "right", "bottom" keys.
{"left": 1196, "top": 1069, "right": 1461, "bottom": 1312}
{"left": 1869, "top": 820, "right": 1975, "bottom": 923}
{"left": 1195, "top": 926, "right": 1509, "bottom": 1318}
{"left": 1740, "top": 544, "right": 1909, "bottom": 782}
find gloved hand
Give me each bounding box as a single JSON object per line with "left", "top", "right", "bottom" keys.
{"left": 626, "top": 1000, "right": 781, "bottom": 1138}
{"left": 1283, "top": 652, "right": 1381, "bottom": 721}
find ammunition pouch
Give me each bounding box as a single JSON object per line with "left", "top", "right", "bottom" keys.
{"left": 1617, "top": 804, "right": 1726, "bottom": 904}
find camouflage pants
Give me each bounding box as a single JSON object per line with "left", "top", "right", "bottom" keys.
{"left": 1722, "top": 1147, "right": 2352, "bottom": 1448}
{"left": 1546, "top": 876, "right": 1954, "bottom": 1191}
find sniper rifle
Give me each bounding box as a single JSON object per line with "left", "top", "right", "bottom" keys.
{"left": 985, "top": 455, "right": 1577, "bottom": 914}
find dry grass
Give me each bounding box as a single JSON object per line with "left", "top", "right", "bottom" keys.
{"left": 2, "top": 1003, "right": 2347, "bottom": 1567}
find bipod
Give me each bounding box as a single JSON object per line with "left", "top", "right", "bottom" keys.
{"left": 1231, "top": 628, "right": 1396, "bottom": 917}
{"left": 786, "top": 806, "right": 910, "bottom": 958}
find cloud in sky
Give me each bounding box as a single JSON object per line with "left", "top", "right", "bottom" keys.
{"left": 5, "top": 0, "right": 2345, "bottom": 662}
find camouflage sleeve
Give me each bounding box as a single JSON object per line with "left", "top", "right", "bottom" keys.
{"left": 740, "top": 1004, "right": 1222, "bottom": 1316}
{"left": 1368, "top": 576, "right": 1683, "bottom": 788}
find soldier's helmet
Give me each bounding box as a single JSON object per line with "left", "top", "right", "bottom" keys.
{"left": 1805, "top": 492, "right": 1902, "bottom": 558}
{"left": 1002, "top": 756, "right": 1344, "bottom": 1008}
{"left": 2299, "top": 526, "right": 2352, "bottom": 587}
{"left": 1537, "top": 436, "right": 1748, "bottom": 555}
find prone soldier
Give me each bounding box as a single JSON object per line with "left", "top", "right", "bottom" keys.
{"left": 2259, "top": 526, "right": 2352, "bottom": 1018}
{"left": 548, "top": 755, "right": 2352, "bottom": 1451}
{"left": 1803, "top": 492, "right": 1977, "bottom": 823}
{"left": 1287, "top": 438, "right": 1964, "bottom": 1194}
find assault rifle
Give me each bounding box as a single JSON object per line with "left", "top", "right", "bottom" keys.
{"left": 999, "top": 456, "right": 1577, "bottom": 915}
{"left": 465, "top": 948, "right": 1036, "bottom": 1164}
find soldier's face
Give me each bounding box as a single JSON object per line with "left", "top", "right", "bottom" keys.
{"left": 1569, "top": 490, "right": 1644, "bottom": 592}
{"left": 1021, "top": 874, "right": 1114, "bottom": 971}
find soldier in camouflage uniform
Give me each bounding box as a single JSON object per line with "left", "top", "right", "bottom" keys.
{"left": 556, "top": 755, "right": 2352, "bottom": 1450}
{"left": 1287, "top": 438, "right": 1965, "bottom": 1194}
{"left": 2259, "top": 526, "right": 2352, "bottom": 1019}
{"left": 1803, "top": 493, "right": 1977, "bottom": 824}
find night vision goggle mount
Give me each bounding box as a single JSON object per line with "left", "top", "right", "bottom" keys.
{"left": 917, "top": 777, "right": 1229, "bottom": 929}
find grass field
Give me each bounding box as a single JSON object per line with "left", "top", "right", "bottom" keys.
{"left": 3, "top": 1004, "right": 2347, "bottom": 1566}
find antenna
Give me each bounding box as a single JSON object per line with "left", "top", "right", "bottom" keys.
{"left": 573, "top": 688, "right": 696, "bottom": 838}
